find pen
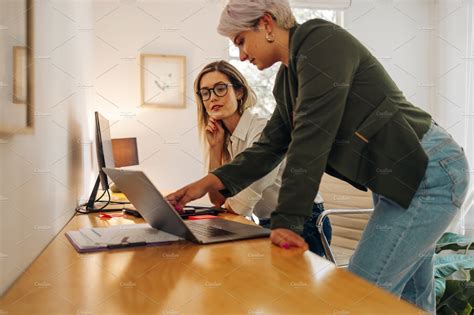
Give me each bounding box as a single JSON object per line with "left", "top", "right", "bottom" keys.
{"left": 91, "top": 228, "right": 101, "bottom": 237}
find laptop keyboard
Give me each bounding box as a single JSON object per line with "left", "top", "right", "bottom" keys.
{"left": 186, "top": 222, "right": 235, "bottom": 238}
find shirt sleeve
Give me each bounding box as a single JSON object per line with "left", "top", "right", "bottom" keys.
{"left": 225, "top": 119, "right": 282, "bottom": 216}
{"left": 225, "top": 166, "right": 280, "bottom": 216}
{"left": 211, "top": 95, "right": 291, "bottom": 198}
{"left": 270, "top": 26, "right": 359, "bottom": 232}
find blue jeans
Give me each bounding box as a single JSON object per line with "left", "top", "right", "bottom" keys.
{"left": 348, "top": 121, "right": 470, "bottom": 313}
{"left": 259, "top": 203, "right": 332, "bottom": 257}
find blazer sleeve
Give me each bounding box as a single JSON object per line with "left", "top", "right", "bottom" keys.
{"left": 270, "top": 26, "right": 360, "bottom": 232}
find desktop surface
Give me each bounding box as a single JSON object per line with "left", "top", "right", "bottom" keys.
{"left": 0, "top": 212, "right": 422, "bottom": 314}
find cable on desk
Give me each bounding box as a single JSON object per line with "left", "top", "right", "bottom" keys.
{"left": 75, "top": 189, "right": 121, "bottom": 215}
{"left": 104, "top": 200, "right": 131, "bottom": 205}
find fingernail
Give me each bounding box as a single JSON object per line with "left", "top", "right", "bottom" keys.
{"left": 175, "top": 205, "right": 183, "bottom": 213}
{"left": 282, "top": 243, "right": 290, "bottom": 249}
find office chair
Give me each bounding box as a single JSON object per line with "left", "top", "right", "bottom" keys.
{"left": 316, "top": 174, "right": 374, "bottom": 267}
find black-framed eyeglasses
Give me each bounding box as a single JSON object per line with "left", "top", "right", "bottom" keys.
{"left": 197, "top": 83, "right": 234, "bottom": 101}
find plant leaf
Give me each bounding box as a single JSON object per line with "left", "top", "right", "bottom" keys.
{"left": 436, "top": 232, "right": 474, "bottom": 254}
{"left": 435, "top": 255, "right": 474, "bottom": 279}
{"left": 437, "top": 280, "right": 474, "bottom": 314}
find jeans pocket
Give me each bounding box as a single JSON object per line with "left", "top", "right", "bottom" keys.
{"left": 439, "top": 152, "right": 470, "bottom": 208}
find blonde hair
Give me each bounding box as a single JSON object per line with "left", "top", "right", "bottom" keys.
{"left": 217, "top": 0, "right": 296, "bottom": 39}
{"left": 194, "top": 60, "right": 257, "bottom": 165}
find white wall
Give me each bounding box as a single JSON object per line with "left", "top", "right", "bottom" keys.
{"left": 0, "top": 0, "right": 229, "bottom": 296}
{"left": 344, "top": 0, "right": 473, "bottom": 234}
{"left": 345, "top": 1, "right": 434, "bottom": 112}
{"left": 0, "top": 0, "right": 93, "bottom": 295}
{"left": 0, "top": 0, "right": 28, "bottom": 130}
{"left": 463, "top": 0, "right": 474, "bottom": 236}
{"left": 434, "top": 0, "right": 474, "bottom": 235}
{"left": 89, "top": 0, "right": 229, "bottom": 193}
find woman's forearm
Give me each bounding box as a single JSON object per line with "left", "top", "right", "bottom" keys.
{"left": 208, "top": 189, "right": 226, "bottom": 207}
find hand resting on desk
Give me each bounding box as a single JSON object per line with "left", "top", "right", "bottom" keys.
{"left": 270, "top": 228, "right": 308, "bottom": 250}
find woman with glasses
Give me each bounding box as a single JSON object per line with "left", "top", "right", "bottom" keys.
{"left": 193, "top": 60, "right": 330, "bottom": 256}
{"left": 167, "top": 0, "right": 469, "bottom": 312}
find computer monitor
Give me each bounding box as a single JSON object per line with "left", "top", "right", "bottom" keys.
{"left": 86, "top": 112, "right": 116, "bottom": 211}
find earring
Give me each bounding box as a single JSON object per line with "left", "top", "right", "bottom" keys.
{"left": 265, "top": 32, "right": 275, "bottom": 43}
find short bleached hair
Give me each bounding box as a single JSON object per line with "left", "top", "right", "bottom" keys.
{"left": 217, "top": 0, "right": 296, "bottom": 40}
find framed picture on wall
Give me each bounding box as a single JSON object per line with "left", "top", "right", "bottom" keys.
{"left": 140, "top": 54, "right": 186, "bottom": 108}
{"left": 12, "top": 46, "right": 27, "bottom": 104}
{"left": 1, "top": 0, "right": 34, "bottom": 134}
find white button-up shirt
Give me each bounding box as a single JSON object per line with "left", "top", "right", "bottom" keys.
{"left": 225, "top": 110, "right": 324, "bottom": 218}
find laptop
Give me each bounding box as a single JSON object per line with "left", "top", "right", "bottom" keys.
{"left": 103, "top": 168, "right": 271, "bottom": 244}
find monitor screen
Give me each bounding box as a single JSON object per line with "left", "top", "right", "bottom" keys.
{"left": 95, "top": 112, "right": 115, "bottom": 190}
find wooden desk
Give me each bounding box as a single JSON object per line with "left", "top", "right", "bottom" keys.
{"left": 0, "top": 212, "right": 423, "bottom": 314}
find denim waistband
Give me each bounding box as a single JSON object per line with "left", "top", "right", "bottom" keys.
{"left": 421, "top": 120, "right": 459, "bottom": 155}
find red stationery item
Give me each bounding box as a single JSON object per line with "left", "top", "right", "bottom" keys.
{"left": 99, "top": 212, "right": 123, "bottom": 220}
{"left": 99, "top": 213, "right": 112, "bottom": 219}
{"left": 187, "top": 215, "right": 218, "bottom": 220}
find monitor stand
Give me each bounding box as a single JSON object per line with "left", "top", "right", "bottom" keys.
{"left": 84, "top": 175, "right": 123, "bottom": 212}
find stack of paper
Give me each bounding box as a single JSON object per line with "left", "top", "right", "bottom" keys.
{"left": 65, "top": 224, "right": 183, "bottom": 253}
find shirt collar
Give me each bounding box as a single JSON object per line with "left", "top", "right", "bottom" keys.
{"left": 230, "top": 110, "right": 254, "bottom": 142}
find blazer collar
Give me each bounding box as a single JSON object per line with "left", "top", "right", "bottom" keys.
{"left": 288, "top": 23, "right": 300, "bottom": 59}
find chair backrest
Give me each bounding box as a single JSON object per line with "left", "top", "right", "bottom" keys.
{"left": 319, "top": 174, "right": 373, "bottom": 253}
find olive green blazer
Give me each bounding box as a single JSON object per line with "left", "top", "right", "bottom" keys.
{"left": 212, "top": 19, "right": 432, "bottom": 232}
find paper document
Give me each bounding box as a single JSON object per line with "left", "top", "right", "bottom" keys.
{"left": 80, "top": 224, "right": 181, "bottom": 245}
{"left": 65, "top": 224, "right": 182, "bottom": 253}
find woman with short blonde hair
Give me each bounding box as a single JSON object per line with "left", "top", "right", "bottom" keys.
{"left": 217, "top": 0, "right": 296, "bottom": 39}
{"left": 168, "top": 1, "right": 469, "bottom": 312}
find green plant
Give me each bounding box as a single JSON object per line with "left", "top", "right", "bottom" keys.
{"left": 435, "top": 232, "right": 474, "bottom": 315}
